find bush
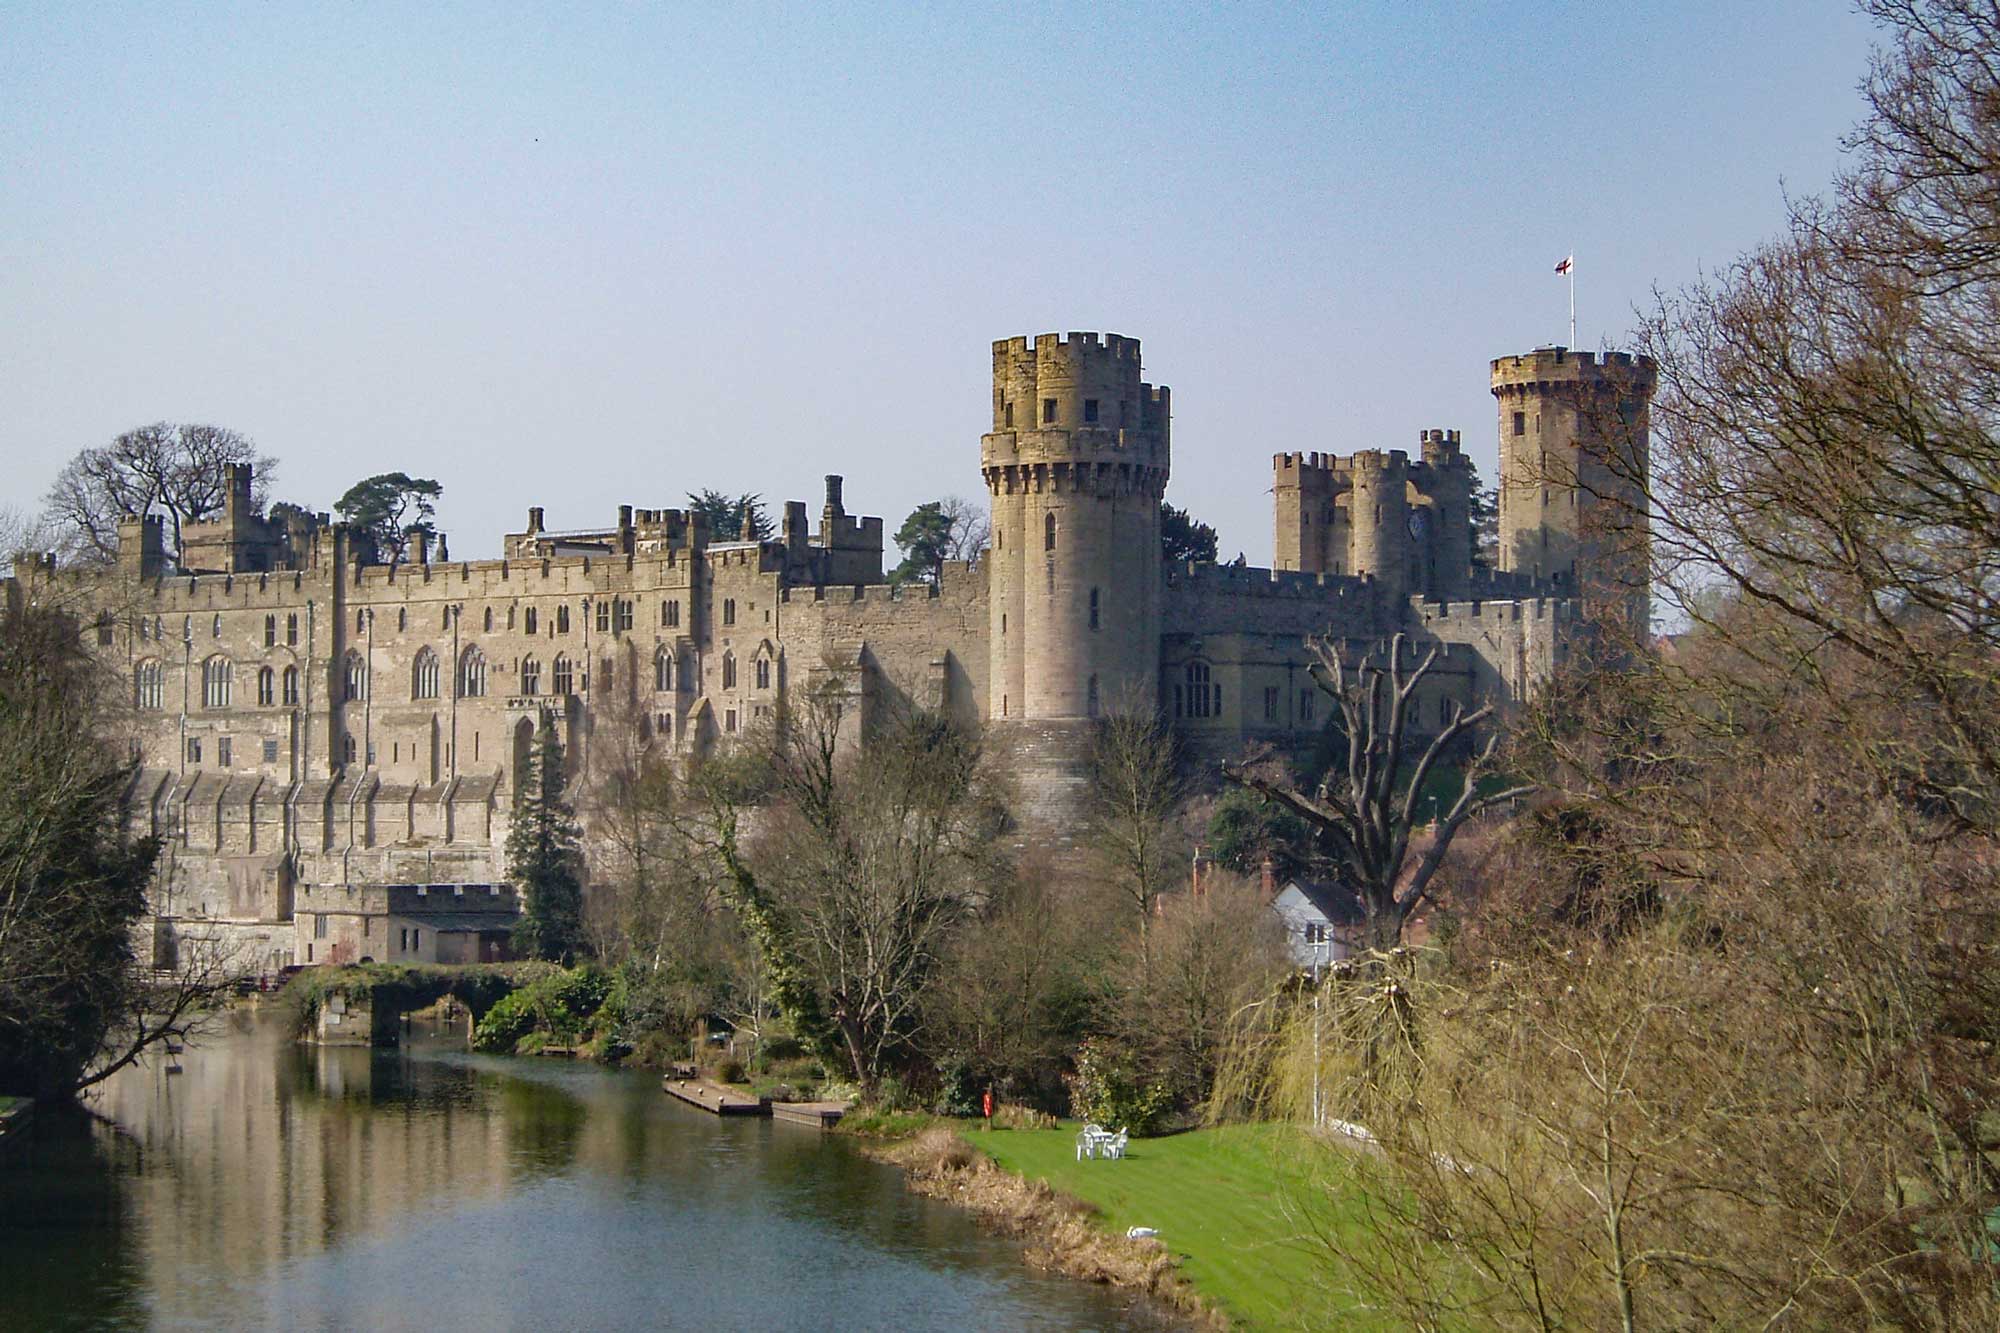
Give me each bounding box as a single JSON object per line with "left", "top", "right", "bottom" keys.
{"left": 910, "top": 1126, "right": 978, "bottom": 1174}
{"left": 932, "top": 1053, "right": 982, "bottom": 1118}
{"left": 1064, "top": 1038, "right": 1172, "bottom": 1135}
{"left": 469, "top": 963, "right": 614, "bottom": 1053}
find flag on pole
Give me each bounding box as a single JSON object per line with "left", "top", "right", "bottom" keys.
{"left": 1554, "top": 255, "right": 1573, "bottom": 275}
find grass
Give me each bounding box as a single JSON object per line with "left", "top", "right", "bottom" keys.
{"left": 973, "top": 1121, "right": 1367, "bottom": 1330}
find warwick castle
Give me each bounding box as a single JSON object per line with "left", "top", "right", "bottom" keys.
{"left": 8, "top": 333, "right": 1654, "bottom": 973}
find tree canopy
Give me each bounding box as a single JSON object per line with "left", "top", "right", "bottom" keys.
{"left": 687, "top": 490, "right": 773, "bottom": 542}
{"left": 43, "top": 423, "right": 272, "bottom": 566}
{"left": 889, "top": 496, "right": 989, "bottom": 586}
{"left": 1161, "top": 502, "right": 1219, "bottom": 565}
{"left": 334, "top": 473, "right": 442, "bottom": 566}
{"left": 509, "top": 710, "right": 586, "bottom": 964}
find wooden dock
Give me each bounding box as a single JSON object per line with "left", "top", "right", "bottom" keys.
{"left": 660, "top": 1076, "right": 848, "bottom": 1127}
{"left": 771, "top": 1100, "right": 848, "bottom": 1128}
{"left": 662, "top": 1076, "right": 769, "bottom": 1116}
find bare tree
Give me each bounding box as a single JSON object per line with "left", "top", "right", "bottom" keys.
{"left": 1225, "top": 632, "right": 1530, "bottom": 951}
{"left": 1084, "top": 704, "right": 1185, "bottom": 961}
{"left": 43, "top": 423, "right": 273, "bottom": 566}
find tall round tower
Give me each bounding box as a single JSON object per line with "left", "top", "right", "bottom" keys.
{"left": 982, "top": 332, "right": 1170, "bottom": 721}
{"left": 1490, "top": 347, "right": 1655, "bottom": 615}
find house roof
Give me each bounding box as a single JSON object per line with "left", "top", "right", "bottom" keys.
{"left": 1277, "top": 878, "right": 1365, "bottom": 925}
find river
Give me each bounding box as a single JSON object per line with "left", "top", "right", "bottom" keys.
{"left": 0, "top": 1009, "right": 1154, "bottom": 1331}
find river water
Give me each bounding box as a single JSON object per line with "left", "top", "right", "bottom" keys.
{"left": 0, "top": 1009, "right": 1151, "bottom": 1331}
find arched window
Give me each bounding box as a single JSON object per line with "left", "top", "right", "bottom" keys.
{"left": 342, "top": 732, "right": 358, "bottom": 765}
{"left": 412, "top": 648, "right": 440, "bottom": 700}
{"left": 483, "top": 607, "right": 493, "bottom": 632}
{"left": 282, "top": 665, "right": 299, "bottom": 706}
{"left": 556, "top": 605, "right": 570, "bottom": 634}
{"left": 257, "top": 666, "right": 275, "bottom": 706}
{"left": 599, "top": 656, "right": 613, "bottom": 690}
{"left": 524, "top": 606, "right": 538, "bottom": 635}
{"left": 203, "top": 656, "right": 233, "bottom": 709}
{"left": 1045, "top": 511, "right": 1057, "bottom": 551}
{"left": 397, "top": 607, "right": 407, "bottom": 632}
{"left": 343, "top": 651, "right": 367, "bottom": 701}
{"left": 521, "top": 656, "right": 541, "bottom": 696}
{"left": 1179, "top": 660, "right": 1214, "bottom": 719}
{"left": 552, "top": 654, "right": 573, "bottom": 696}
{"left": 135, "top": 660, "right": 163, "bottom": 711}
{"left": 655, "top": 648, "right": 673, "bottom": 693}
{"left": 458, "top": 645, "right": 487, "bottom": 698}
{"left": 212, "top": 614, "right": 222, "bottom": 638}
{"left": 722, "top": 652, "right": 737, "bottom": 690}
{"left": 754, "top": 655, "right": 772, "bottom": 691}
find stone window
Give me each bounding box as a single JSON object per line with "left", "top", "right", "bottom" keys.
{"left": 553, "top": 654, "right": 573, "bottom": 696}
{"left": 525, "top": 607, "right": 538, "bottom": 634}
{"left": 755, "top": 656, "right": 771, "bottom": 690}
{"left": 1004, "top": 400, "right": 1014, "bottom": 428}
{"left": 258, "top": 667, "right": 275, "bottom": 706}
{"left": 356, "top": 609, "right": 365, "bottom": 633}
{"left": 397, "top": 608, "right": 407, "bottom": 632}
{"left": 156, "top": 615, "right": 164, "bottom": 640}
{"left": 658, "top": 712, "right": 673, "bottom": 738}
{"left": 722, "top": 652, "right": 737, "bottom": 689}
{"left": 203, "top": 656, "right": 234, "bottom": 709}
{"left": 342, "top": 733, "right": 357, "bottom": 765}
{"left": 135, "top": 660, "right": 163, "bottom": 710}
{"left": 1087, "top": 674, "right": 1099, "bottom": 718}
{"left": 1044, "top": 512, "right": 1056, "bottom": 551}
{"left": 1263, "top": 685, "right": 1279, "bottom": 721}
{"left": 1513, "top": 411, "right": 1526, "bottom": 437}
{"left": 442, "top": 606, "right": 451, "bottom": 631}
{"left": 1089, "top": 587, "right": 1099, "bottom": 631}
{"left": 1181, "top": 661, "right": 1214, "bottom": 719}
{"left": 263, "top": 614, "right": 276, "bottom": 648}
{"left": 1300, "top": 688, "right": 1315, "bottom": 723}
{"left": 725, "top": 708, "right": 737, "bottom": 733}
{"left": 283, "top": 666, "right": 299, "bottom": 706}
{"left": 187, "top": 737, "right": 202, "bottom": 765}
{"left": 723, "top": 598, "right": 736, "bottom": 627}
{"left": 615, "top": 598, "right": 634, "bottom": 633}
{"left": 557, "top": 605, "right": 571, "bottom": 634}
{"left": 287, "top": 612, "right": 298, "bottom": 646}
{"left": 1042, "top": 398, "right": 1056, "bottom": 424}
{"left": 139, "top": 618, "right": 150, "bottom": 642}
{"left": 213, "top": 614, "right": 223, "bottom": 639}
{"left": 1084, "top": 398, "right": 1099, "bottom": 424}
{"left": 596, "top": 600, "right": 610, "bottom": 633}
{"left": 413, "top": 648, "right": 440, "bottom": 700}
{"left": 655, "top": 650, "right": 672, "bottom": 693}
{"left": 522, "top": 656, "right": 541, "bottom": 695}
{"left": 218, "top": 736, "right": 232, "bottom": 768}
{"left": 483, "top": 607, "right": 494, "bottom": 633}
{"left": 600, "top": 656, "right": 613, "bottom": 689}
{"left": 458, "top": 646, "right": 487, "bottom": 698}
{"left": 343, "top": 652, "right": 367, "bottom": 702}
{"left": 1001, "top": 614, "right": 1006, "bottom": 635}
{"left": 662, "top": 599, "right": 679, "bottom": 629}
{"left": 262, "top": 738, "right": 279, "bottom": 763}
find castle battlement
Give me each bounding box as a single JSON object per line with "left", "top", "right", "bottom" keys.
{"left": 1491, "top": 346, "right": 1659, "bottom": 385}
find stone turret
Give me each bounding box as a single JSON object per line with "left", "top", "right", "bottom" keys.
{"left": 1491, "top": 347, "right": 1655, "bottom": 621}
{"left": 981, "top": 332, "right": 1170, "bottom": 722}
{"left": 1347, "top": 449, "right": 1409, "bottom": 601}
{"left": 1416, "top": 428, "right": 1473, "bottom": 599}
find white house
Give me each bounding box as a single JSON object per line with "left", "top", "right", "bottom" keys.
{"left": 1271, "top": 878, "right": 1363, "bottom": 969}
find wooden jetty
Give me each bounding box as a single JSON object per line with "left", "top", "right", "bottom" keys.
{"left": 661, "top": 1076, "right": 848, "bottom": 1127}
{"left": 662, "top": 1076, "right": 769, "bottom": 1116}
{"left": 771, "top": 1100, "right": 848, "bottom": 1128}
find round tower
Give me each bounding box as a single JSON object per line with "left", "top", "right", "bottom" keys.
{"left": 1419, "top": 429, "right": 1474, "bottom": 600}
{"left": 982, "top": 332, "right": 1170, "bottom": 721}
{"left": 1491, "top": 348, "right": 1655, "bottom": 612}
{"left": 1346, "top": 449, "right": 1410, "bottom": 603}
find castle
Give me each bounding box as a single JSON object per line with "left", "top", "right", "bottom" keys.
{"left": 8, "top": 332, "right": 1654, "bottom": 973}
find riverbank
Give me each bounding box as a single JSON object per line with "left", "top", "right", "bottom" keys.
{"left": 859, "top": 1118, "right": 1356, "bottom": 1330}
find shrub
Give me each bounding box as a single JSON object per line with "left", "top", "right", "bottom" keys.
{"left": 1064, "top": 1038, "right": 1172, "bottom": 1135}
{"left": 911, "top": 1125, "right": 978, "bottom": 1174}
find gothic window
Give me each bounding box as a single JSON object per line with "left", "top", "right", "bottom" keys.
{"left": 553, "top": 654, "right": 573, "bottom": 696}
{"left": 483, "top": 607, "right": 493, "bottom": 633}
{"left": 187, "top": 737, "right": 202, "bottom": 765}
{"left": 722, "top": 652, "right": 737, "bottom": 689}
{"left": 458, "top": 645, "right": 487, "bottom": 698}
{"left": 1299, "top": 688, "right": 1315, "bottom": 723}
{"left": 413, "top": 648, "right": 440, "bottom": 700}
{"left": 213, "top": 614, "right": 223, "bottom": 639}
{"left": 356, "top": 609, "right": 365, "bottom": 633}
{"left": 156, "top": 615, "right": 164, "bottom": 641}
{"left": 600, "top": 656, "right": 613, "bottom": 689}
{"left": 397, "top": 607, "right": 407, "bottom": 632}
{"left": 659, "top": 712, "right": 673, "bottom": 739}
{"left": 258, "top": 667, "right": 275, "bottom": 707}
{"left": 139, "top": 617, "right": 150, "bottom": 642}
{"left": 615, "top": 598, "right": 634, "bottom": 633}
{"left": 343, "top": 651, "right": 367, "bottom": 701}
{"left": 525, "top": 607, "right": 539, "bottom": 634}
{"left": 1089, "top": 587, "right": 1100, "bottom": 631}
{"left": 557, "top": 605, "right": 571, "bottom": 634}
{"left": 723, "top": 598, "right": 736, "bottom": 627}
{"left": 1004, "top": 400, "right": 1014, "bottom": 428}
{"left": 202, "top": 656, "right": 233, "bottom": 709}
{"left": 1044, "top": 512, "right": 1056, "bottom": 551}
{"left": 287, "top": 612, "right": 298, "bottom": 646}
{"left": 663, "top": 599, "right": 679, "bottom": 628}
{"left": 521, "top": 656, "right": 541, "bottom": 696}
{"left": 507, "top": 605, "right": 516, "bottom": 629}
{"left": 283, "top": 666, "right": 299, "bottom": 706}
{"left": 342, "top": 733, "right": 357, "bottom": 765}
{"left": 1183, "top": 661, "right": 1213, "bottom": 720}
{"left": 655, "top": 649, "right": 672, "bottom": 693}
{"left": 755, "top": 656, "right": 771, "bottom": 690}
{"left": 596, "top": 600, "right": 610, "bottom": 633}
{"left": 442, "top": 606, "right": 451, "bottom": 631}
{"left": 263, "top": 614, "right": 276, "bottom": 648}
{"left": 135, "top": 660, "right": 163, "bottom": 710}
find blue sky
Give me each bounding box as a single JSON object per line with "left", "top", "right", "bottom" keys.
{"left": 1, "top": 2, "right": 1878, "bottom": 564}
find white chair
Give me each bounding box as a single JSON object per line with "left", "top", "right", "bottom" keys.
{"left": 1075, "top": 1123, "right": 1105, "bottom": 1160}
{"left": 1102, "top": 1128, "right": 1129, "bottom": 1160}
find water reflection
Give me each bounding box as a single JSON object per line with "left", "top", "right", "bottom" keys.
{"left": 0, "top": 1010, "right": 1151, "bottom": 1331}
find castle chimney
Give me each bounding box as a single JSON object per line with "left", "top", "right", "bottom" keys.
{"left": 527, "top": 506, "right": 545, "bottom": 534}
{"left": 435, "top": 532, "right": 449, "bottom": 563}
{"left": 824, "top": 475, "right": 844, "bottom": 514}
{"left": 412, "top": 528, "right": 432, "bottom": 565}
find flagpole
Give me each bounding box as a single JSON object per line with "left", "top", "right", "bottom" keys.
{"left": 1568, "top": 246, "right": 1576, "bottom": 349}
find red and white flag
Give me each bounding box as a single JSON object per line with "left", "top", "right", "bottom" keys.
{"left": 1554, "top": 255, "right": 1574, "bottom": 275}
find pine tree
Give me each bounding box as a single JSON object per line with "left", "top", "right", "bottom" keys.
{"left": 508, "top": 709, "right": 586, "bottom": 963}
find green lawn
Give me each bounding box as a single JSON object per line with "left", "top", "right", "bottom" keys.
{"left": 974, "top": 1122, "right": 1369, "bottom": 1330}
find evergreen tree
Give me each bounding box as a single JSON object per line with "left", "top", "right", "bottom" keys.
{"left": 508, "top": 709, "right": 586, "bottom": 963}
